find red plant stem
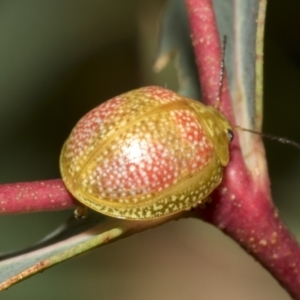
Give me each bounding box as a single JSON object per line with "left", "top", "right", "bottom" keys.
{"left": 196, "top": 147, "right": 300, "bottom": 299}
{"left": 185, "top": 0, "right": 300, "bottom": 298}
{"left": 185, "top": 0, "right": 234, "bottom": 123}
{"left": 0, "top": 179, "right": 76, "bottom": 214}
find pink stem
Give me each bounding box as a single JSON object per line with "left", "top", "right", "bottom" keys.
{"left": 185, "top": 0, "right": 234, "bottom": 123}
{"left": 0, "top": 179, "right": 76, "bottom": 214}
{"left": 196, "top": 147, "right": 300, "bottom": 299}
{"left": 185, "top": 0, "right": 300, "bottom": 298}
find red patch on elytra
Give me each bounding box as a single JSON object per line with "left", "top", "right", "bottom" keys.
{"left": 96, "top": 140, "right": 180, "bottom": 197}
{"left": 67, "top": 96, "right": 124, "bottom": 158}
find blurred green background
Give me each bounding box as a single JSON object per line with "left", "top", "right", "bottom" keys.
{"left": 0, "top": 1, "right": 299, "bottom": 299}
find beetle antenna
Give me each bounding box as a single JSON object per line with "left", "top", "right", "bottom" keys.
{"left": 235, "top": 126, "right": 300, "bottom": 150}
{"left": 217, "top": 38, "right": 300, "bottom": 151}
{"left": 215, "top": 36, "right": 227, "bottom": 110}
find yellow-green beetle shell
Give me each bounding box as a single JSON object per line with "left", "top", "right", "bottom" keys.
{"left": 60, "top": 86, "right": 232, "bottom": 220}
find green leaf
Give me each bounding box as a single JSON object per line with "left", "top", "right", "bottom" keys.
{"left": 214, "top": 0, "right": 266, "bottom": 172}
{"left": 0, "top": 213, "right": 121, "bottom": 290}
{"left": 154, "top": 0, "right": 201, "bottom": 100}
{"left": 0, "top": 211, "right": 182, "bottom": 290}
